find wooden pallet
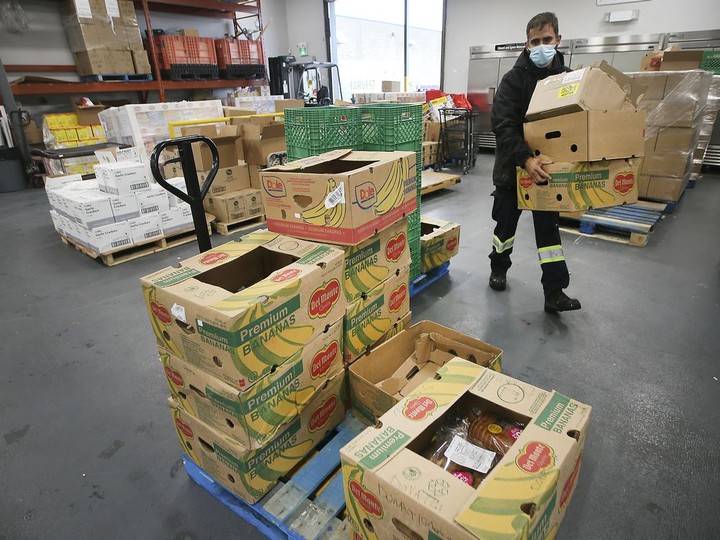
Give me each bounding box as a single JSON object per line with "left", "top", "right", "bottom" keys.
{"left": 420, "top": 170, "right": 461, "bottom": 196}
{"left": 183, "top": 415, "right": 364, "bottom": 540}
{"left": 80, "top": 73, "right": 153, "bottom": 82}
{"left": 212, "top": 215, "right": 266, "bottom": 236}
{"left": 59, "top": 225, "right": 211, "bottom": 266}
{"left": 559, "top": 202, "right": 666, "bottom": 247}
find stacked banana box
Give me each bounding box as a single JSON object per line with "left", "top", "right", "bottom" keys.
{"left": 518, "top": 61, "right": 647, "bottom": 212}
{"left": 140, "top": 231, "right": 348, "bottom": 504}
{"left": 420, "top": 216, "right": 461, "bottom": 274}
{"left": 630, "top": 70, "right": 714, "bottom": 202}
{"left": 258, "top": 149, "right": 417, "bottom": 366}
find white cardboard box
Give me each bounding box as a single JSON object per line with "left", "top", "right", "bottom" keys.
{"left": 49, "top": 210, "right": 65, "bottom": 235}
{"left": 96, "top": 162, "right": 152, "bottom": 195}
{"left": 165, "top": 176, "right": 188, "bottom": 207}
{"left": 136, "top": 185, "right": 171, "bottom": 215}
{"left": 160, "top": 207, "right": 194, "bottom": 236}
{"left": 109, "top": 193, "right": 141, "bottom": 222}
{"left": 128, "top": 213, "right": 163, "bottom": 244}
{"left": 84, "top": 221, "right": 133, "bottom": 254}
{"left": 69, "top": 191, "right": 115, "bottom": 229}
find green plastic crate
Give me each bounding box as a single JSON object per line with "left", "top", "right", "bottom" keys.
{"left": 360, "top": 103, "right": 423, "bottom": 151}
{"left": 285, "top": 107, "right": 362, "bottom": 159}
{"left": 701, "top": 51, "right": 720, "bottom": 74}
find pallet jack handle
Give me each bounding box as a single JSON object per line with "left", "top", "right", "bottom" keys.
{"left": 150, "top": 135, "right": 219, "bottom": 253}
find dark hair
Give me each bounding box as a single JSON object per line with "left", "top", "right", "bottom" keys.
{"left": 526, "top": 12, "right": 559, "bottom": 37}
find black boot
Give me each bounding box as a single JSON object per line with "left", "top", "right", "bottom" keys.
{"left": 489, "top": 271, "right": 507, "bottom": 291}
{"left": 544, "top": 290, "right": 581, "bottom": 313}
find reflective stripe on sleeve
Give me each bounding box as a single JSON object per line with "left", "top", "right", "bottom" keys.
{"left": 538, "top": 245, "right": 565, "bottom": 264}
{"left": 492, "top": 235, "right": 515, "bottom": 253}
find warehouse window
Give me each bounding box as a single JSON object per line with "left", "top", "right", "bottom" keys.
{"left": 328, "top": 0, "right": 444, "bottom": 101}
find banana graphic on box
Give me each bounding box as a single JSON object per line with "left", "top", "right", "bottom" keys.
{"left": 375, "top": 157, "right": 409, "bottom": 215}
{"left": 300, "top": 178, "right": 346, "bottom": 228}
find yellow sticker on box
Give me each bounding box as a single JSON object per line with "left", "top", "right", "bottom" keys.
{"left": 558, "top": 83, "right": 579, "bottom": 98}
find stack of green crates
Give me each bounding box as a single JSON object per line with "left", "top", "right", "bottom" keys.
{"left": 359, "top": 103, "right": 424, "bottom": 279}
{"left": 284, "top": 107, "right": 363, "bottom": 161}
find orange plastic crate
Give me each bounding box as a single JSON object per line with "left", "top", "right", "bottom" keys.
{"left": 155, "top": 35, "right": 190, "bottom": 70}
{"left": 215, "top": 38, "right": 242, "bottom": 70}
{"left": 237, "top": 39, "right": 264, "bottom": 64}
{"left": 184, "top": 36, "right": 217, "bottom": 65}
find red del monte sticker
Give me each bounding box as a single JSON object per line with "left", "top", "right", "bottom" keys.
{"left": 309, "top": 279, "right": 340, "bottom": 318}
{"left": 519, "top": 172, "right": 534, "bottom": 189}
{"left": 272, "top": 268, "right": 301, "bottom": 283}
{"left": 385, "top": 233, "right": 407, "bottom": 262}
{"left": 613, "top": 172, "right": 635, "bottom": 195}
{"left": 403, "top": 396, "right": 438, "bottom": 421}
{"left": 311, "top": 342, "right": 339, "bottom": 379}
{"left": 515, "top": 441, "right": 555, "bottom": 474}
{"left": 150, "top": 301, "right": 172, "bottom": 324}
{"left": 164, "top": 366, "right": 184, "bottom": 387}
{"left": 348, "top": 481, "right": 383, "bottom": 517}
{"left": 446, "top": 236, "right": 458, "bottom": 252}
{"left": 309, "top": 395, "right": 338, "bottom": 432}
{"left": 174, "top": 417, "right": 194, "bottom": 439}
{"left": 200, "top": 251, "right": 229, "bottom": 265}
{"left": 389, "top": 284, "right": 408, "bottom": 312}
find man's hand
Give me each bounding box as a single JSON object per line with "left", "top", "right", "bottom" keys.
{"left": 523, "top": 156, "right": 553, "bottom": 184}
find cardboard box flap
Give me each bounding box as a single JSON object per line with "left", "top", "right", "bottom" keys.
{"left": 592, "top": 60, "right": 647, "bottom": 109}
{"left": 266, "top": 149, "right": 355, "bottom": 171}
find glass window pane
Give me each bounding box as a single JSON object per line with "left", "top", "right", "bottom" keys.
{"left": 407, "top": 0, "right": 443, "bottom": 91}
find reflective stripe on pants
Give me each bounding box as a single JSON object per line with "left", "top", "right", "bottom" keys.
{"left": 538, "top": 245, "right": 565, "bottom": 264}
{"left": 492, "top": 235, "right": 514, "bottom": 253}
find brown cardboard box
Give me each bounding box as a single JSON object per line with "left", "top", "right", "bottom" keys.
{"left": 108, "top": 50, "right": 135, "bottom": 74}
{"left": 223, "top": 107, "right": 257, "bottom": 118}
{"left": 646, "top": 100, "right": 698, "bottom": 128}
{"left": 179, "top": 28, "right": 200, "bottom": 37}
{"left": 349, "top": 321, "right": 502, "bottom": 425}
{"left": 61, "top": 0, "right": 108, "bottom": 24}
{"left": 243, "top": 188, "right": 264, "bottom": 216}
{"left": 420, "top": 216, "right": 460, "bottom": 274}
{"left": 640, "top": 50, "right": 664, "bottom": 71}
{"left": 73, "top": 103, "right": 107, "bottom": 125}
{"left": 180, "top": 124, "right": 244, "bottom": 169}
{"left": 637, "top": 173, "right": 650, "bottom": 198}
{"left": 74, "top": 50, "right": 111, "bottom": 76}
{"left": 526, "top": 62, "right": 639, "bottom": 121}
{"left": 132, "top": 50, "right": 152, "bottom": 74}
{"left": 274, "top": 99, "right": 305, "bottom": 112}
{"left": 640, "top": 151, "right": 691, "bottom": 177}
{"left": 140, "top": 230, "right": 346, "bottom": 389}
{"left": 423, "top": 120, "right": 441, "bottom": 142}
{"left": 233, "top": 118, "right": 286, "bottom": 166}
{"left": 171, "top": 373, "right": 345, "bottom": 504}
{"left": 124, "top": 25, "right": 145, "bottom": 51}
{"left": 655, "top": 127, "right": 695, "bottom": 152}
{"left": 517, "top": 157, "right": 640, "bottom": 211}
{"left": 65, "top": 23, "right": 103, "bottom": 53}
{"left": 382, "top": 80, "right": 401, "bottom": 92}
{"left": 260, "top": 150, "right": 418, "bottom": 245}
{"left": 661, "top": 51, "right": 704, "bottom": 71}
{"left": 646, "top": 175, "right": 689, "bottom": 201}
{"left": 524, "top": 110, "right": 646, "bottom": 162}
{"left": 341, "top": 358, "right": 591, "bottom": 540}
{"left": 248, "top": 164, "right": 263, "bottom": 189}
{"left": 344, "top": 267, "right": 410, "bottom": 364}
{"left": 632, "top": 74, "right": 667, "bottom": 100}
{"left": 664, "top": 73, "right": 691, "bottom": 97}
{"left": 199, "top": 165, "right": 251, "bottom": 195}
{"left": 637, "top": 99, "right": 660, "bottom": 114}
{"left": 118, "top": 0, "right": 137, "bottom": 26}
{"left": 203, "top": 190, "right": 248, "bottom": 223}
{"left": 94, "top": 24, "right": 126, "bottom": 51}
{"left": 23, "top": 121, "right": 43, "bottom": 145}
{"left": 644, "top": 133, "right": 658, "bottom": 153}
{"left": 422, "top": 141, "right": 439, "bottom": 166}
{"left": 158, "top": 318, "right": 343, "bottom": 449}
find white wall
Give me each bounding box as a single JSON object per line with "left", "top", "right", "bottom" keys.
{"left": 443, "top": 0, "right": 720, "bottom": 93}
{"left": 285, "top": 0, "right": 328, "bottom": 62}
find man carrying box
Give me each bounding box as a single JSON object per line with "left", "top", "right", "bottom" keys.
{"left": 488, "top": 12, "right": 581, "bottom": 313}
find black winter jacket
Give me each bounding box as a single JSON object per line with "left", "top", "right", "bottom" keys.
{"left": 491, "top": 49, "right": 571, "bottom": 187}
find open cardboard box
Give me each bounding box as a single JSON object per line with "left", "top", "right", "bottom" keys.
{"left": 420, "top": 216, "right": 460, "bottom": 274}
{"left": 349, "top": 320, "right": 502, "bottom": 425}
{"left": 260, "top": 149, "right": 418, "bottom": 245}
{"left": 180, "top": 124, "right": 244, "bottom": 169}
{"left": 230, "top": 116, "right": 286, "bottom": 166}
{"left": 140, "top": 230, "right": 345, "bottom": 390}
{"left": 157, "top": 317, "right": 343, "bottom": 449}
{"left": 341, "top": 358, "right": 591, "bottom": 540}
{"left": 526, "top": 60, "right": 647, "bottom": 121}
{"left": 172, "top": 372, "right": 345, "bottom": 504}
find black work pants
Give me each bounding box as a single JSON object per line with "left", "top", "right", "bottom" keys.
{"left": 489, "top": 186, "right": 569, "bottom": 295}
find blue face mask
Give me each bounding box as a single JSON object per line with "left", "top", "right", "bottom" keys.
{"left": 528, "top": 44, "right": 557, "bottom": 68}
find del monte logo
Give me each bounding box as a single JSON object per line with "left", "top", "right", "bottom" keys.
{"left": 348, "top": 480, "right": 383, "bottom": 517}
{"left": 519, "top": 172, "right": 533, "bottom": 189}
{"left": 446, "top": 236, "right": 458, "bottom": 252}
{"left": 150, "top": 300, "right": 172, "bottom": 324}
{"left": 516, "top": 441, "right": 555, "bottom": 474}
{"left": 385, "top": 232, "right": 407, "bottom": 262}
{"left": 403, "top": 396, "right": 437, "bottom": 420}
{"left": 613, "top": 171, "right": 635, "bottom": 195}
{"left": 389, "top": 284, "right": 408, "bottom": 312}
{"left": 164, "top": 366, "right": 184, "bottom": 387}
{"left": 311, "top": 342, "right": 339, "bottom": 379}
{"left": 174, "top": 417, "right": 194, "bottom": 439}
{"left": 309, "top": 279, "right": 340, "bottom": 318}
{"left": 272, "top": 268, "right": 301, "bottom": 283}
{"left": 309, "top": 395, "right": 338, "bottom": 432}
{"left": 200, "top": 251, "right": 229, "bottom": 265}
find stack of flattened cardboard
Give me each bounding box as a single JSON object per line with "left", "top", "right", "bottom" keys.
{"left": 518, "top": 61, "right": 647, "bottom": 212}
{"left": 61, "top": 0, "right": 151, "bottom": 77}
{"left": 630, "top": 70, "right": 714, "bottom": 202}
{"left": 140, "top": 231, "right": 349, "bottom": 504}
{"left": 258, "top": 149, "right": 419, "bottom": 366}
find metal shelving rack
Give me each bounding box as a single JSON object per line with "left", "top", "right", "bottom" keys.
{"left": 6, "top": 0, "right": 266, "bottom": 103}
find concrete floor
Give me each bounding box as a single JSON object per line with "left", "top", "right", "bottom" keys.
{"left": 1, "top": 153, "right": 719, "bottom": 539}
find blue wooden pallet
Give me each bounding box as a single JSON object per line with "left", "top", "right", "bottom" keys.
{"left": 410, "top": 261, "right": 450, "bottom": 297}
{"left": 80, "top": 73, "right": 153, "bottom": 82}
{"left": 183, "top": 415, "right": 364, "bottom": 540}
{"left": 561, "top": 203, "right": 665, "bottom": 247}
